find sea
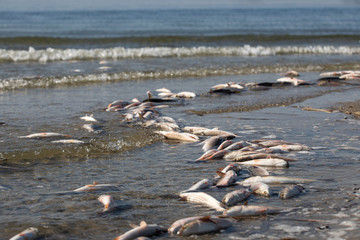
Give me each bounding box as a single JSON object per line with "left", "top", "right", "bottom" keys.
{"left": 1, "top": 7, "right": 360, "bottom": 239}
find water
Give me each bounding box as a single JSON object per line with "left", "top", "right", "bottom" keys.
{"left": 1, "top": 7, "right": 360, "bottom": 239}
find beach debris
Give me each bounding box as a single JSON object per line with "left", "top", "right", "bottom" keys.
{"left": 9, "top": 227, "right": 38, "bottom": 240}
{"left": 19, "top": 132, "right": 71, "bottom": 139}
{"left": 155, "top": 131, "right": 199, "bottom": 142}
{"left": 223, "top": 205, "right": 294, "bottom": 218}
{"left": 238, "top": 176, "right": 315, "bottom": 185}
{"left": 177, "top": 215, "right": 233, "bottom": 236}
{"left": 73, "top": 182, "right": 119, "bottom": 192}
{"left": 113, "top": 221, "right": 167, "bottom": 240}
{"left": 222, "top": 188, "right": 252, "bottom": 206}
{"left": 279, "top": 184, "right": 305, "bottom": 199}
{"left": 179, "top": 191, "right": 226, "bottom": 211}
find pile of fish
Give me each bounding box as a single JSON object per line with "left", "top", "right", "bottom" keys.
{"left": 12, "top": 69, "right": 360, "bottom": 239}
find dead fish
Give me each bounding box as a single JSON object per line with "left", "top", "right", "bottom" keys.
{"left": 219, "top": 163, "right": 242, "bottom": 174}
{"left": 113, "top": 221, "right": 167, "bottom": 240}
{"left": 155, "top": 131, "right": 199, "bottom": 142}
{"left": 156, "top": 87, "right": 172, "bottom": 93}
{"left": 179, "top": 191, "right": 225, "bottom": 211}
{"left": 51, "top": 139, "right": 84, "bottom": 144}
{"left": 225, "top": 152, "right": 296, "bottom": 162}
{"left": 237, "top": 158, "right": 289, "bottom": 167}
{"left": 175, "top": 91, "right": 196, "bottom": 98}
{"left": 9, "top": 227, "right": 38, "bottom": 240}
{"left": 249, "top": 166, "right": 270, "bottom": 176}
{"left": 222, "top": 188, "right": 252, "bottom": 206}
{"left": 194, "top": 128, "right": 237, "bottom": 138}
{"left": 217, "top": 140, "right": 233, "bottom": 150}
{"left": 253, "top": 139, "right": 295, "bottom": 147}
{"left": 202, "top": 136, "right": 225, "bottom": 152}
{"left": 73, "top": 182, "right": 119, "bottom": 192}
{"left": 216, "top": 170, "right": 238, "bottom": 187}
{"left": 106, "top": 100, "right": 131, "bottom": 111}
{"left": 181, "top": 178, "right": 213, "bottom": 193}
{"left": 196, "top": 149, "right": 218, "bottom": 161}
{"left": 224, "top": 141, "right": 251, "bottom": 151}
{"left": 207, "top": 149, "right": 230, "bottom": 160}
{"left": 19, "top": 132, "right": 71, "bottom": 138}
{"left": 178, "top": 216, "right": 233, "bottom": 236}
{"left": 183, "top": 126, "right": 209, "bottom": 133}
{"left": 223, "top": 205, "right": 293, "bottom": 218}
{"left": 80, "top": 114, "right": 97, "bottom": 122}
{"left": 168, "top": 216, "right": 203, "bottom": 235}
{"left": 276, "top": 77, "right": 311, "bottom": 86}
{"left": 239, "top": 176, "right": 315, "bottom": 185}
{"left": 98, "top": 195, "right": 116, "bottom": 213}
{"left": 241, "top": 182, "right": 272, "bottom": 197}
{"left": 82, "top": 123, "right": 102, "bottom": 133}
{"left": 279, "top": 185, "right": 305, "bottom": 199}
{"left": 269, "top": 144, "right": 311, "bottom": 151}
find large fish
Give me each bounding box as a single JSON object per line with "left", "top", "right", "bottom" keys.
{"left": 279, "top": 185, "right": 305, "bottom": 199}
{"left": 240, "top": 182, "right": 272, "bottom": 197}
{"left": 155, "top": 131, "right": 199, "bottom": 142}
{"left": 193, "top": 128, "right": 237, "bottom": 138}
{"left": 223, "top": 205, "right": 293, "bottom": 218}
{"left": 113, "top": 221, "right": 167, "bottom": 240}
{"left": 225, "top": 152, "right": 295, "bottom": 162}
{"left": 19, "top": 132, "right": 71, "bottom": 138}
{"left": 168, "top": 216, "right": 203, "bottom": 235}
{"left": 181, "top": 178, "right": 213, "bottom": 193}
{"left": 216, "top": 170, "right": 238, "bottom": 187}
{"left": 9, "top": 227, "right": 38, "bottom": 240}
{"left": 202, "top": 136, "right": 225, "bottom": 152}
{"left": 178, "top": 216, "right": 233, "bottom": 236}
{"left": 248, "top": 165, "right": 270, "bottom": 176}
{"left": 239, "top": 176, "right": 315, "bottom": 185}
{"left": 179, "top": 192, "right": 226, "bottom": 211}
{"left": 236, "top": 158, "right": 289, "bottom": 167}
{"left": 222, "top": 188, "right": 252, "bottom": 206}
{"left": 269, "top": 144, "right": 311, "bottom": 151}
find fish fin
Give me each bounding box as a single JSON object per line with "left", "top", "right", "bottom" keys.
{"left": 140, "top": 221, "right": 147, "bottom": 227}
{"left": 216, "top": 171, "right": 225, "bottom": 177}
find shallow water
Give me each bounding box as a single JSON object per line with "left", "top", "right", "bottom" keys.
{"left": 1, "top": 71, "right": 360, "bottom": 239}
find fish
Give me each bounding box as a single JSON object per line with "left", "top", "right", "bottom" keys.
{"left": 276, "top": 77, "right": 311, "bottom": 86}
{"left": 175, "top": 91, "right": 196, "bottom": 98}
{"left": 168, "top": 216, "right": 203, "bottom": 235}
{"left": 51, "top": 139, "right": 84, "bottom": 144}
{"left": 217, "top": 140, "right": 234, "bottom": 150}
{"left": 181, "top": 178, "right": 213, "bottom": 193}
{"left": 241, "top": 182, "right": 272, "bottom": 197}
{"left": 216, "top": 170, "right": 238, "bottom": 187}
{"left": 183, "top": 126, "right": 209, "bottom": 133}
{"left": 222, "top": 188, "right": 252, "bottom": 206}
{"left": 225, "top": 152, "right": 296, "bottom": 162}
{"left": 210, "top": 82, "right": 244, "bottom": 93}
{"left": 106, "top": 100, "right": 131, "bottom": 111}
{"left": 223, "top": 205, "right": 293, "bottom": 218}
{"left": 98, "top": 195, "right": 116, "bottom": 213}
{"left": 196, "top": 149, "right": 218, "bottom": 161}
{"left": 113, "top": 221, "right": 167, "bottom": 240}
{"left": 238, "top": 176, "right": 315, "bottom": 185}
{"left": 206, "top": 149, "right": 230, "bottom": 160}
{"left": 179, "top": 191, "right": 226, "bottom": 211}
{"left": 236, "top": 158, "right": 289, "bottom": 167}
{"left": 82, "top": 123, "right": 102, "bottom": 133}
{"left": 280, "top": 70, "right": 299, "bottom": 77}
{"left": 9, "top": 227, "right": 38, "bottom": 240}
{"left": 224, "top": 141, "right": 251, "bottom": 151}
{"left": 249, "top": 165, "right": 270, "bottom": 176}
{"left": 80, "top": 114, "right": 98, "bottom": 122}
{"left": 155, "top": 131, "right": 199, "bottom": 142}
{"left": 202, "top": 136, "right": 225, "bottom": 152}
{"left": 73, "top": 182, "right": 119, "bottom": 192}
{"left": 219, "top": 163, "right": 242, "bottom": 174}
{"left": 19, "top": 132, "right": 71, "bottom": 138}
{"left": 269, "top": 144, "right": 311, "bottom": 151}
{"left": 194, "top": 128, "right": 237, "bottom": 138}
{"left": 279, "top": 185, "right": 305, "bottom": 199}
{"left": 178, "top": 216, "right": 233, "bottom": 236}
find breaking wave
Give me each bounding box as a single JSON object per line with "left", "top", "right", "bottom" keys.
{"left": 1, "top": 45, "right": 359, "bottom": 63}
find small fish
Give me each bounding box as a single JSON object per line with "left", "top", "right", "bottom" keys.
{"left": 237, "top": 158, "right": 289, "bottom": 167}
{"left": 279, "top": 185, "right": 305, "bottom": 199}
{"left": 183, "top": 126, "right": 209, "bottom": 133}
{"left": 51, "top": 139, "right": 84, "bottom": 144}
{"left": 175, "top": 91, "right": 196, "bottom": 98}
{"left": 19, "top": 132, "right": 71, "bottom": 139}
{"left": 241, "top": 182, "right": 272, "bottom": 197}
{"left": 168, "top": 216, "right": 203, "bottom": 235}
{"left": 98, "top": 195, "right": 116, "bottom": 213}
{"left": 223, "top": 205, "right": 293, "bottom": 218}
{"left": 113, "top": 221, "right": 167, "bottom": 240}
{"left": 222, "top": 188, "right": 252, "bottom": 206}
{"left": 155, "top": 131, "right": 199, "bottom": 142}
{"left": 194, "top": 128, "right": 237, "bottom": 138}
{"left": 216, "top": 170, "right": 238, "bottom": 187}
{"left": 269, "top": 144, "right": 311, "bottom": 151}
{"left": 239, "top": 176, "right": 315, "bottom": 185}
{"left": 249, "top": 166, "right": 270, "bottom": 176}
{"left": 80, "top": 114, "right": 98, "bottom": 122}
{"left": 181, "top": 178, "right": 213, "bottom": 193}
{"left": 82, "top": 123, "right": 102, "bottom": 133}
{"left": 178, "top": 216, "right": 233, "bottom": 236}
{"left": 179, "top": 192, "right": 225, "bottom": 211}
{"left": 73, "top": 182, "right": 119, "bottom": 192}
{"left": 9, "top": 227, "right": 38, "bottom": 240}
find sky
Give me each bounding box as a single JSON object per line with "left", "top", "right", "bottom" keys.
{"left": 1, "top": 0, "right": 359, "bottom": 11}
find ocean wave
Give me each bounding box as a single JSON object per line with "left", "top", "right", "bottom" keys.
{"left": 0, "top": 45, "right": 359, "bottom": 63}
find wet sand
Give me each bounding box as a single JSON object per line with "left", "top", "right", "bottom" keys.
{"left": 334, "top": 100, "right": 360, "bottom": 118}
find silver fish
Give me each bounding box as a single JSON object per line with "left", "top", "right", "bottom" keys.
{"left": 217, "top": 140, "right": 234, "bottom": 150}
{"left": 241, "top": 182, "right": 272, "bottom": 197}
{"left": 182, "top": 178, "right": 213, "bottom": 193}
{"left": 168, "top": 216, "right": 203, "bottom": 234}
{"left": 19, "top": 132, "right": 71, "bottom": 138}
{"left": 269, "top": 144, "right": 311, "bottom": 151}
{"left": 237, "top": 158, "right": 289, "bottom": 167}
{"left": 224, "top": 141, "right": 251, "bottom": 151}
{"left": 249, "top": 166, "right": 270, "bottom": 176}
{"left": 196, "top": 149, "right": 218, "bottom": 161}
{"left": 178, "top": 216, "right": 233, "bottom": 236}
{"left": 51, "top": 139, "right": 84, "bottom": 144}
{"left": 73, "top": 182, "right": 119, "bottom": 192}
{"left": 98, "top": 195, "right": 116, "bottom": 213}
{"left": 222, "top": 188, "right": 252, "bottom": 206}
{"left": 179, "top": 192, "right": 225, "bottom": 211}
{"left": 216, "top": 170, "right": 238, "bottom": 187}
{"left": 155, "top": 131, "right": 199, "bottom": 142}
{"left": 219, "top": 163, "right": 242, "bottom": 174}
{"left": 113, "top": 221, "right": 167, "bottom": 240}
{"left": 202, "top": 136, "right": 225, "bottom": 152}
{"left": 9, "top": 227, "right": 38, "bottom": 240}
{"left": 239, "top": 176, "right": 315, "bottom": 185}
{"left": 223, "top": 205, "right": 293, "bottom": 218}
{"left": 279, "top": 185, "right": 305, "bottom": 199}
{"left": 80, "top": 114, "right": 97, "bottom": 122}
